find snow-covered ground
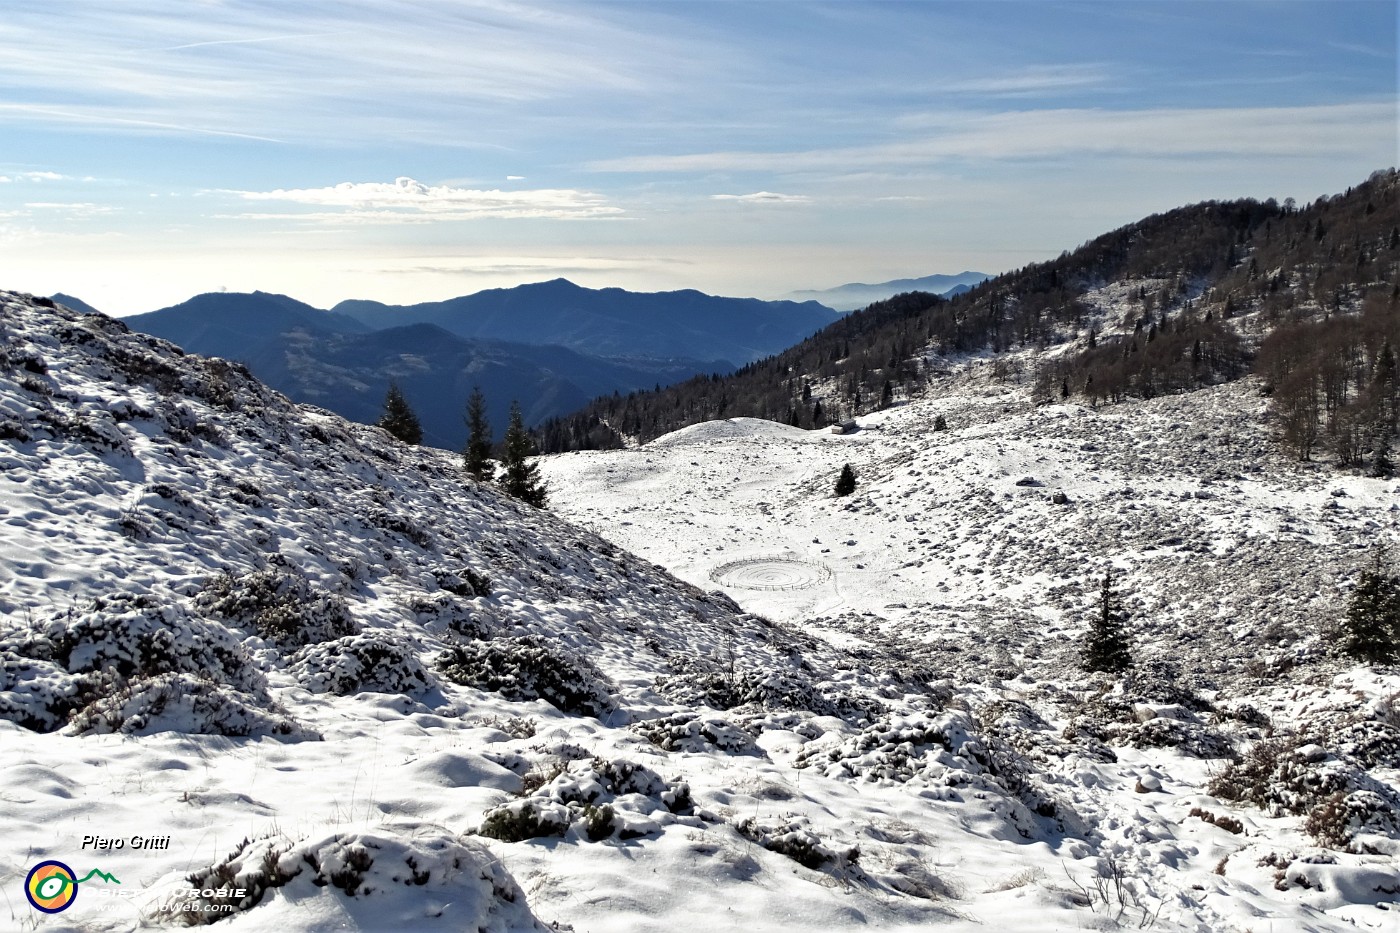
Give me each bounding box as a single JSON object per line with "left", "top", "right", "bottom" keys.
{"left": 541, "top": 362, "right": 1400, "bottom": 930}
{"left": 2, "top": 292, "right": 1398, "bottom": 933}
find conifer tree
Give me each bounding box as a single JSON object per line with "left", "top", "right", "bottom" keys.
{"left": 462, "top": 386, "right": 495, "bottom": 482}
{"left": 834, "top": 463, "right": 857, "bottom": 497}
{"left": 1341, "top": 546, "right": 1400, "bottom": 663}
{"left": 1082, "top": 568, "right": 1133, "bottom": 673}
{"left": 377, "top": 381, "right": 422, "bottom": 445}
{"left": 500, "top": 401, "right": 548, "bottom": 507}
{"left": 1373, "top": 426, "right": 1395, "bottom": 479}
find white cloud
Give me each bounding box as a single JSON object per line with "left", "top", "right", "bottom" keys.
{"left": 23, "top": 202, "right": 113, "bottom": 215}
{"left": 0, "top": 3, "right": 702, "bottom": 146}
{"left": 0, "top": 103, "right": 285, "bottom": 143}
{"left": 940, "top": 64, "right": 1112, "bottom": 97}
{"left": 226, "top": 176, "right": 623, "bottom": 221}
{"left": 591, "top": 102, "right": 1396, "bottom": 174}
{"left": 0, "top": 170, "right": 70, "bottom": 182}
{"left": 710, "top": 192, "right": 810, "bottom": 204}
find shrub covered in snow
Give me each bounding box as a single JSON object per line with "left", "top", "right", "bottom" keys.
{"left": 0, "top": 651, "right": 78, "bottom": 731}
{"left": 290, "top": 635, "right": 437, "bottom": 696}
{"left": 434, "top": 568, "right": 493, "bottom": 599}
{"left": 477, "top": 798, "right": 574, "bottom": 842}
{"left": 1208, "top": 738, "right": 1348, "bottom": 815}
{"left": 407, "top": 592, "right": 500, "bottom": 641}
{"left": 196, "top": 568, "right": 357, "bottom": 647}
{"left": 1304, "top": 790, "right": 1400, "bottom": 851}
{"left": 165, "top": 827, "right": 550, "bottom": 929}
{"left": 796, "top": 709, "right": 1071, "bottom": 834}
{"left": 735, "top": 817, "right": 858, "bottom": 871}
{"left": 1329, "top": 717, "right": 1400, "bottom": 769}
{"left": 655, "top": 660, "right": 877, "bottom": 720}
{"left": 65, "top": 672, "right": 311, "bottom": 739}
{"left": 10, "top": 594, "right": 259, "bottom": 688}
{"left": 367, "top": 507, "right": 433, "bottom": 550}
{"left": 478, "top": 756, "right": 692, "bottom": 844}
{"left": 436, "top": 636, "right": 614, "bottom": 717}
{"left": 0, "top": 595, "right": 263, "bottom": 732}
{"left": 632, "top": 712, "right": 759, "bottom": 754}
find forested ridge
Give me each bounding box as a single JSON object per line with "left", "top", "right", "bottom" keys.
{"left": 537, "top": 169, "right": 1399, "bottom": 468}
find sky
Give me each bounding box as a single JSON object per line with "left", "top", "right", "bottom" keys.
{"left": 0, "top": 0, "right": 1395, "bottom": 314}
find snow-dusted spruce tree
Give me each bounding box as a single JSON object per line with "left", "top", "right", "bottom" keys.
{"left": 377, "top": 381, "right": 423, "bottom": 445}
{"left": 1341, "top": 546, "right": 1400, "bottom": 663}
{"left": 1082, "top": 568, "right": 1133, "bottom": 673}
{"left": 500, "top": 401, "right": 548, "bottom": 507}
{"left": 834, "top": 463, "right": 857, "bottom": 497}
{"left": 462, "top": 386, "right": 494, "bottom": 483}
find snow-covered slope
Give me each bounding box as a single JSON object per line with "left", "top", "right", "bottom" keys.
{"left": 542, "top": 357, "right": 1400, "bottom": 930}
{"left": 3, "top": 291, "right": 1398, "bottom": 933}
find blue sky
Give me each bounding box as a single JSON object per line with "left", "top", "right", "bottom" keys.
{"left": 0, "top": 0, "right": 1394, "bottom": 313}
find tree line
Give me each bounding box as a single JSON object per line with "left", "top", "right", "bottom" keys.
{"left": 378, "top": 382, "right": 547, "bottom": 507}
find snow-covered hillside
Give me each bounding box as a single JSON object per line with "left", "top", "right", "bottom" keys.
{"left": 542, "top": 358, "right": 1400, "bottom": 929}
{"left": 2, "top": 291, "right": 1398, "bottom": 932}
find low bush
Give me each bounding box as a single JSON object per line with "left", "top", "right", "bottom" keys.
{"left": 1304, "top": 790, "right": 1399, "bottom": 851}
{"left": 66, "top": 672, "right": 310, "bottom": 739}
{"left": 436, "top": 636, "right": 614, "bottom": 718}
{"left": 735, "top": 818, "right": 857, "bottom": 871}
{"left": 1207, "top": 738, "right": 1347, "bottom": 815}
{"left": 196, "top": 569, "right": 357, "bottom": 647}
{"left": 290, "top": 635, "right": 436, "bottom": 696}
{"left": 477, "top": 799, "right": 572, "bottom": 842}
{"left": 632, "top": 712, "right": 758, "bottom": 754}
{"left": 0, "top": 595, "right": 264, "bottom": 732}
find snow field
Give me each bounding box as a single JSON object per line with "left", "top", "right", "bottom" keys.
{"left": 1, "top": 292, "right": 1397, "bottom": 932}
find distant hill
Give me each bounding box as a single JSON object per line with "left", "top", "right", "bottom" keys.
{"left": 51, "top": 293, "right": 103, "bottom": 316}
{"left": 332, "top": 278, "right": 837, "bottom": 363}
{"left": 123, "top": 290, "right": 730, "bottom": 449}
{"left": 786, "top": 272, "right": 991, "bottom": 312}
{"left": 539, "top": 169, "right": 1399, "bottom": 456}
{"left": 125, "top": 291, "right": 370, "bottom": 361}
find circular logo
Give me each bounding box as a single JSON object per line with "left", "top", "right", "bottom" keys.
{"left": 25, "top": 861, "right": 78, "bottom": 913}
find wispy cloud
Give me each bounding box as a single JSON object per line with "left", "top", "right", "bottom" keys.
{"left": 592, "top": 103, "right": 1396, "bottom": 174}
{"left": 225, "top": 176, "right": 622, "bottom": 222}
{"left": 0, "top": 170, "right": 72, "bottom": 182}
{"left": 940, "top": 64, "right": 1112, "bottom": 97}
{"left": 0, "top": 3, "right": 699, "bottom": 145}
{"left": 710, "top": 192, "right": 810, "bottom": 204}
{"left": 20, "top": 202, "right": 115, "bottom": 219}
{"left": 1329, "top": 40, "right": 1392, "bottom": 59}
{"left": 152, "top": 32, "right": 346, "bottom": 53}
{"left": 0, "top": 104, "right": 284, "bottom": 143}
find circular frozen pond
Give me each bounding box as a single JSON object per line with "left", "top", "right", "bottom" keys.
{"left": 709, "top": 557, "right": 831, "bottom": 591}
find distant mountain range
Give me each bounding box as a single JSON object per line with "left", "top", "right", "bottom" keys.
{"left": 786, "top": 272, "right": 991, "bottom": 312}
{"left": 96, "top": 281, "right": 836, "bottom": 450}
{"left": 331, "top": 278, "right": 836, "bottom": 362}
